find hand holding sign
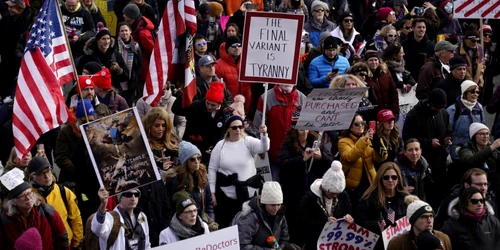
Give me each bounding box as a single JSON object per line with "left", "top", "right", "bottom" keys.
{"left": 317, "top": 219, "right": 379, "bottom": 250}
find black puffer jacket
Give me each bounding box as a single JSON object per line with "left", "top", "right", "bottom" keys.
{"left": 237, "top": 197, "right": 290, "bottom": 250}
{"left": 402, "top": 32, "right": 436, "bottom": 80}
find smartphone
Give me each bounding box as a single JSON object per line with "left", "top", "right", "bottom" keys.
{"left": 331, "top": 68, "right": 339, "bottom": 74}
{"left": 415, "top": 7, "right": 424, "bottom": 16}
{"left": 369, "top": 121, "right": 376, "bottom": 131}
{"left": 246, "top": 3, "right": 259, "bottom": 9}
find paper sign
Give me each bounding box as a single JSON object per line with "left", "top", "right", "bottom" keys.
{"left": 295, "top": 88, "right": 367, "bottom": 131}
{"left": 454, "top": 0, "right": 500, "bottom": 19}
{"left": 80, "top": 107, "right": 160, "bottom": 196}
{"left": 239, "top": 12, "right": 304, "bottom": 84}
{"left": 255, "top": 153, "right": 273, "bottom": 182}
{"left": 318, "top": 219, "right": 379, "bottom": 250}
{"left": 0, "top": 168, "right": 25, "bottom": 191}
{"left": 154, "top": 225, "right": 240, "bottom": 250}
{"left": 382, "top": 216, "right": 411, "bottom": 249}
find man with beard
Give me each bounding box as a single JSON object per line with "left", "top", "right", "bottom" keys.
{"left": 436, "top": 56, "right": 468, "bottom": 107}
{"left": 402, "top": 18, "right": 436, "bottom": 80}
{"left": 69, "top": 66, "right": 112, "bottom": 118}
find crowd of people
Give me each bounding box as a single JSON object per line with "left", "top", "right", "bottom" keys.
{"left": 0, "top": 0, "right": 500, "bottom": 249}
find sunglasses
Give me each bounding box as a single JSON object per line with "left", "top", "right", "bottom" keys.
{"left": 313, "top": 9, "right": 324, "bottom": 12}
{"left": 387, "top": 34, "right": 398, "bottom": 38}
{"left": 358, "top": 73, "right": 367, "bottom": 77}
{"left": 383, "top": 175, "right": 398, "bottom": 181}
{"left": 484, "top": 34, "right": 491, "bottom": 38}
{"left": 230, "top": 43, "right": 242, "bottom": 48}
{"left": 470, "top": 39, "right": 480, "bottom": 43}
{"left": 196, "top": 41, "right": 207, "bottom": 46}
{"left": 231, "top": 125, "right": 244, "bottom": 130}
{"left": 353, "top": 121, "right": 366, "bottom": 127}
{"left": 121, "top": 192, "right": 141, "bottom": 198}
{"left": 470, "top": 90, "right": 480, "bottom": 94}
{"left": 403, "top": 26, "right": 412, "bottom": 30}
{"left": 343, "top": 19, "right": 354, "bottom": 23}
{"left": 189, "top": 156, "right": 202, "bottom": 162}
{"left": 469, "top": 198, "right": 485, "bottom": 205}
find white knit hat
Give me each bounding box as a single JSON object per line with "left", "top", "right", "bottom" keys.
{"left": 469, "top": 122, "right": 489, "bottom": 139}
{"left": 461, "top": 80, "right": 478, "bottom": 96}
{"left": 407, "top": 200, "right": 434, "bottom": 225}
{"left": 261, "top": 181, "right": 283, "bottom": 205}
{"left": 321, "top": 161, "right": 345, "bottom": 193}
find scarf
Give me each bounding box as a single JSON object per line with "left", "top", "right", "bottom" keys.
{"left": 31, "top": 181, "right": 54, "bottom": 198}
{"left": 118, "top": 37, "right": 134, "bottom": 78}
{"left": 387, "top": 60, "right": 405, "bottom": 73}
{"left": 461, "top": 98, "right": 476, "bottom": 111}
{"left": 117, "top": 206, "right": 146, "bottom": 250}
{"left": 462, "top": 209, "right": 485, "bottom": 222}
{"left": 169, "top": 215, "right": 205, "bottom": 240}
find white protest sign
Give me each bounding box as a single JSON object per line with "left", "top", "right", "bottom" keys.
{"left": 382, "top": 216, "right": 411, "bottom": 249}
{"left": 454, "top": 0, "right": 500, "bottom": 19}
{"left": 317, "top": 219, "right": 379, "bottom": 250}
{"left": 0, "top": 168, "right": 25, "bottom": 191}
{"left": 239, "top": 12, "right": 304, "bottom": 84}
{"left": 153, "top": 225, "right": 240, "bottom": 250}
{"left": 295, "top": 88, "right": 367, "bottom": 131}
{"left": 397, "top": 86, "right": 418, "bottom": 138}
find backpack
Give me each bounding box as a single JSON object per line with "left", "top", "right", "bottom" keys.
{"left": 57, "top": 184, "right": 73, "bottom": 226}
{"left": 84, "top": 211, "right": 122, "bottom": 250}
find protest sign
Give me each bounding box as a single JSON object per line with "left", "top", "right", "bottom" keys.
{"left": 295, "top": 88, "right": 367, "bottom": 131}
{"left": 454, "top": 0, "right": 500, "bottom": 19}
{"left": 80, "top": 107, "right": 160, "bottom": 196}
{"left": 255, "top": 153, "right": 272, "bottom": 182}
{"left": 397, "top": 86, "right": 418, "bottom": 138}
{"left": 154, "top": 225, "right": 240, "bottom": 250}
{"left": 95, "top": 0, "right": 117, "bottom": 35}
{"left": 239, "top": 12, "right": 304, "bottom": 84}
{"left": 0, "top": 168, "right": 25, "bottom": 191}
{"left": 382, "top": 216, "right": 411, "bottom": 249}
{"left": 318, "top": 219, "right": 379, "bottom": 250}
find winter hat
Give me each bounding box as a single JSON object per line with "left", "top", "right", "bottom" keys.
{"left": 321, "top": 161, "right": 346, "bottom": 193}
{"left": 198, "top": 2, "right": 211, "bottom": 20}
{"left": 376, "top": 7, "right": 393, "bottom": 21}
{"left": 377, "top": 109, "right": 396, "bottom": 122}
{"left": 27, "top": 156, "right": 51, "bottom": 175}
{"left": 6, "top": 181, "right": 31, "bottom": 200}
{"left": 77, "top": 75, "right": 94, "bottom": 94}
{"left": 208, "top": 2, "right": 223, "bottom": 17}
{"left": 319, "top": 31, "right": 332, "bottom": 45}
{"left": 393, "top": 0, "right": 407, "bottom": 6}
{"left": 83, "top": 61, "right": 103, "bottom": 74}
{"left": 427, "top": 88, "right": 447, "bottom": 108}
{"left": 483, "top": 25, "right": 493, "bottom": 35}
{"left": 123, "top": 4, "right": 141, "bottom": 20}
{"left": 460, "top": 80, "right": 478, "bottom": 96}
{"left": 179, "top": 141, "right": 202, "bottom": 165}
{"left": 116, "top": 188, "right": 141, "bottom": 201}
{"left": 440, "top": 0, "right": 453, "bottom": 14}
{"left": 230, "top": 95, "right": 246, "bottom": 117}
{"left": 261, "top": 181, "right": 283, "bottom": 204}
{"left": 95, "top": 22, "right": 111, "bottom": 40}
{"left": 92, "top": 68, "right": 112, "bottom": 90}
{"left": 75, "top": 99, "right": 95, "bottom": 119}
{"left": 465, "top": 24, "right": 480, "bottom": 39}
{"left": 449, "top": 56, "right": 468, "bottom": 71}
{"left": 407, "top": 199, "right": 434, "bottom": 226}
{"left": 364, "top": 50, "right": 379, "bottom": 61}
{"left": 173, "top": 190, "right": 197, "bottom": 216}
{"left": 469, "top": 122, "right": 489, "bottom": 139}
{"left": 6, "top": 0, "right": 25, "bottom": 8}
{"left": 14, "top": 228, "right": 43, "bottom": 250}
{"left": 223, "top": 114, "right": 244, "bottom": 132}
{"left": 337, "top": 11, "right": 354, "bottom": 23}
{"left": 310, "top": 0, "right": 325, "bottom": 12}
{"left": 225, "top": 36, "right": 242, "bottom": 51}
{"left": 323, "top": 36, "right": 338, "bottom": 50}
{"left": 416, "top": 230, "right": 443, "bottom": 249}
{"left": 205, "top": 81, "right": 224, "bottom": 103}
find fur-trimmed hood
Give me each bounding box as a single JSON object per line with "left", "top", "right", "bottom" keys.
{"left": 447, "top": 196, "right": 495, "bottom": 219}
{"left": 83, "top": 36, "right": 116, "bottom": 56}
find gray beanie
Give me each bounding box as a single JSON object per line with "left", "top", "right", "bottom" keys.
{"left": 179, "top": 141, "right": 202, "bottom": 165}
{"left": 319, "top": 31, "right": 332, "bottom": 45}
{"left": 123, "top": 4, "right": 141, "bottom": 20}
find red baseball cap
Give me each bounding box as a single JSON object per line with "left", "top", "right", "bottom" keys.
{"left": 377, "top": 109, "right": 395, "bottom": 122}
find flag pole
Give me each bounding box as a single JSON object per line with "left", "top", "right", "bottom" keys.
{"left": 261, "top": 83, "right": 269, "bottom": 127}
{"left": 54, "top": 0, "right": 89, "bottom": 122}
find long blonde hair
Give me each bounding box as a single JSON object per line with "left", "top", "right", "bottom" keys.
{"left": 376, "top": 121, "right": 400, "bottom": 148}
{"left": 80, "top": 0, "right": 98, "bottom": 13}
{"left": 361, "top": 162, "right": 409, "bottom": 208}
{"left": 142, "top": 107, "right": 179, "bottom": 151}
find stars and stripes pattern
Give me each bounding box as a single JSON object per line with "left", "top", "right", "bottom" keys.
{"left": 12, "top": 0, "right": 75, "bottom": 158}
{"left": 454, "top": 0, "right": 500, "bottom": 18}
{"left": 387, "top": 207, "right": 396, "bottom": 225}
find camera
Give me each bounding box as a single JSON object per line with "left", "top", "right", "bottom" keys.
{"left": 415, "top": 7, "right": 424, "bottom": 16}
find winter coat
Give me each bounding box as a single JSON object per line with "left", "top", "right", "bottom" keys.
{"left": 304, "top": 18, "right": 336, "bottom": 48}
{"left": 299, "top": 179, "right": 352, "bottom": 250}
{"left": 402, "top": 32, "right": 436, "bottom": 80}
{"left": 395, "top": 153, "right": 430, "bottom": 201}
{"left": 253, "top": 86, "right": 306, "bottom": 162}
{"left": 330, "top": 27, "right": 364, "bottom": 61}
{"left": 88, "top": 7, "right": 106, "bottom": 27}
{"left": 387, "top": 230, "right": 452, "bottom": 250}
{"left": 365, "top": 63, "right": 400, "bottom": 114}
{"left": 215, "top": 53, "right": 252, "bottom": 114}
{"left": 117, "top": 36, "right": 143, "bottom": 91}
{"left": 61, "top": 2, "right": 96, "bottom": 57}
{"left": 194, "top": 76, "right": 233, "bottom": 107}
{"left": 486, "top": 84, "right": 500, "bottom": 139}
{"left": 77, "top": 37, "right": 130, "bottom": 89}
{"left": 92, "top": 207, "right": 151, "bottom": 250}
{"left": 0, "top": 203, "right": 69, "bottom": 250}
{"left": 446, "top": 100, "right": 485, "bottom": 159}
{"left": 441, "top": 207, "right": 500, "bottom": 250}
{"left": 132, "top": 16, "right": 155, "bottom": 81}
{"left": 137, "top": 3, "right": 158, "bottom": 28}
{"left": 387, "top": 61, "right": 416, "bottom": 89}
{"left": 237, "top": 197, "right": 290, "bottom": 250}
{"left": 338, "top": 133, "right": 388, "bottom": 191}
{"left": 159, "top": 218, "right": 210, "bottom": 244}
{"left": 97, "top": 91, "right": 129, "bottom": 114}
{"left": 416, "top": 56, "right": 450, "bottom": 100}
{"left": 308, "top": 54, "right": 350, "bottom": 88}
{"left": 457, "top": 43, "right": 484, "bottom": 84}
{"left": 437, "top": 76, "right": 466, "bottom": 107}
{"left": 55, "top": 122, "right": 81, "bottom": 183}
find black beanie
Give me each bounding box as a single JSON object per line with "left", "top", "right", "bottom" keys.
{"left": 225, "top": 36, "right": 242, "bottom": 51}
{"left": 428, "top": 88, "right": 447, "bottom": 108}
{"left": 84, "top": 61, "right": 103, "bottom": 74}
{"left": 416, "top": 230, "right": 443, "bottom": 249}
{"left": 323, "top": 36, "right": 338, "bottom": 50}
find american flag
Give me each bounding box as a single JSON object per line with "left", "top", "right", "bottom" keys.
{"left": 142, "top": 0, "right": 197, "bottom": 107}
{"left": 12, "top": 0, "right": 75, "bottom": 158}
{"left": 378, "top": 217, "right": 386, "bottom": 232}
{"left": 387, "top": 207, "right": 395, "bottom": 225}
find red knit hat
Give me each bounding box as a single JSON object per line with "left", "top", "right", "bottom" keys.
{"left": 205, "top": 82, "right": 224, "bottom": 103}
{"left": 483, "top": 24, "right": 493, "bottom": 35}
{"left": 77, "top": 75, "right": 94, "bottom": 94}
{"left": 15, "top": 227, "right": 42, "bottom": 250}
{"left": 92, "top": 68, "right": 112, "bottom": 89}
{"left": 376, "top": 7, "right": 394, "bottom": 21}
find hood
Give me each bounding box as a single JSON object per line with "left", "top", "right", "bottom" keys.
{"left": 220, "top": 49, "right": 238, "bottom": 67}
{"left": 137, "top": 16, "right": 155, "bottom": 31}
{"left": 396, "top": 153, "right": 429, "bottom": 171}
{"left": 310, "top": 178, "right": 323, "bottom": 198}
{"left": 330, "top": 26, "right": 361, "bottom": 51}
{"left": 83, "top": 37, "right": 116, "bottom": 56}
{"left": 447, "top": 196, "right": 496, "bottom": 219}
{"left": 273, "top": 85, "right": 299, "bottom": 105}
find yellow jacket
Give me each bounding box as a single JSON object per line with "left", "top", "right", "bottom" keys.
{"left": 32, "top": 183, "right": 84, "bottom": 247}
{"left": 338, "top": 133, "right": 387, "bottom": 191}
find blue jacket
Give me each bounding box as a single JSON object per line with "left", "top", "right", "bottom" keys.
{"left": 303, "top": 18, "right": 336, "bottom": 47}
{"left": 447, "top": 100, "right": 485, "bottom": 159}
{"left": 308, "top": 54, "right": 350, "bottom": 88}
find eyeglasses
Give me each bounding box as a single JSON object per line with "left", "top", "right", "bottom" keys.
{"left": 469, "top": 198, "right": 485, "bottom": 205}
{"left": 196, "top": 41, "right": 207, "bottom": 46}
{"left": 387, "top": 34, "right": 398, "bottom": 38}
{"left": 121, "top": 192, "right": 141, "bottom": 198}
{"left": 17, "top": 191, "right": 34, "bottom": 201}
{"left": 403, "top": 26, "right": 412, "bottom": 30}
{"left": 230, "top": 43, "right": 242, "bottom": 48}
{"left": 476, "top": 132, "right": 490, "bottom": 137}
{"left": 470, "top": 91, "right": 480, "bottom": 94}
{"left": 470, "top": 39, "right": 480, "bottom": 43}
{"left": 189, "top": 156, "right": 202, "bottom": 162}
{"left": 231, "top": 125, "right": 244, "bottom": 130}
{"left": 183, "top": 208, "right": 198, "bottom": 214}
{"left": 313, "top": 9, "right": 324, "bottom": 12}
{"left": 353, "top": 121, "right": 366, "bottom": 127}
{"left": 383, "top": 175, "right": 398, "bottom": 181}
{"left": 343, "top": 19, "right": 354, "bottom": 23}
{"left": 35, "top": 168, "right": 52, "bottom": 176}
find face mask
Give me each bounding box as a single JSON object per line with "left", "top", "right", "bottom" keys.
{"left": 444, "top": 3, "right": 453, "bottom": 14}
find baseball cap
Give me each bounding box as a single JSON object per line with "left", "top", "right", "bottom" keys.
{"left": 198, "top": 55, "right": 217, "bottom": 67}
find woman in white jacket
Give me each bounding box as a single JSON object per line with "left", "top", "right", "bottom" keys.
{"left": 159, "top": 191, "right": 209, "bottom": 245}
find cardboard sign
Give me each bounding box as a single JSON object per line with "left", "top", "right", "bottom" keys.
{"left": 255, "top": 152, "right": 272, "bottom": 182}
{"left": 454, "top": 0, "right": 500, "bottom": 19}
{"left": 239, "top": 12, "right": 304, "bottom": 84}
{"left": 80, "top": 107, "right": 160, "bottom": 196}
{"left": 295, "top": 88, "right": 367, "bottom": 131}
{"left": 382, "top": 216, "right": 411, "bottom": 249}
{"left": 318, "top": 219, "right": 379, "bottom": 250}
{"left": 155, "top": 225, "right": 240, "bottom": 250}
{"left": 0, "top": 168, "right": 25, "bottom": 191}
